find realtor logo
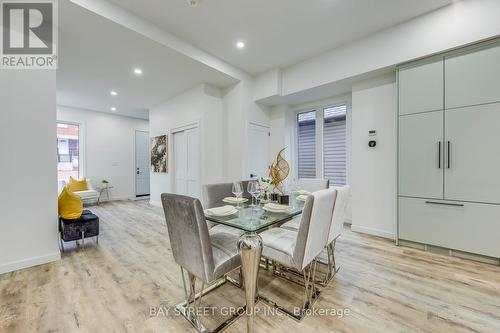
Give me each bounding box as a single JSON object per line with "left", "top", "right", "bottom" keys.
{"left": 1, "top": 0, "right": 57, "bottom": 69}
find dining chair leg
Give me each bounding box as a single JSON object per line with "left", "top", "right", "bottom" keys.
{"left": 322, "top": 239, "right": 340, "bottom": 285}
{"left": 177, "top": 267, "right": 246, "bottom": 333}
{"left": 258, "top": 260, "right": 321, "bottom": 321}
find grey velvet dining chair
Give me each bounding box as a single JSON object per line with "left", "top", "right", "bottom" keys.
{"left": 201, "top": 181, "right": 252, "bottom": 209}
{"left": 258, "top": 188, "right": 337, "bottom": 320}
{"left": 298, "top": 178, "right": 330, "bottom": 192}
{"left": 201, "top": 181, "right": 252, "bottom": 236}
{"left": 161, "top": 193, "right": 245, "bottom": 333}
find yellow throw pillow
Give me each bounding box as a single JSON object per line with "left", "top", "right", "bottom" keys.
{"left": 68, "top": 176, "right": 88, "bottom": 192}
{"left": 58, "top": 186, "right": 83, "bottom": 219}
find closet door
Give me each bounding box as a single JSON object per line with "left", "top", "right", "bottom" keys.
{"left": 445, "top": 103, "right": 500, "bottom": 204}
{"left": 446, "top": 44, "right": 500, "bottom": 109}
{"left": 185, "top": 127, "right": 200, "bottom": 199}
{"left": 399, "top": 111, "right": 444, "bottom": 199}
{"left": 399, "top": 59, "right": 443, "bottom": 115}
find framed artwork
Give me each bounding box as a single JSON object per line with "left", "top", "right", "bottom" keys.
{"left": 150, "top": 135, "right": 168, "bottom": 173}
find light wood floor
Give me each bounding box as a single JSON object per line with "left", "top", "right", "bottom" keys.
{"left": 1, "top": 200, "right": 500, "bottom": 333}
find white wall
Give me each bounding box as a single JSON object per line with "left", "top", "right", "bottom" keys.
{"left": 255, "top": 0, "right": 500, "bottom": 100}
{"left": 351, "top": 73, "right": 397, "bottom": 239}
{"left": 57, "top": 106, "right": 149, "bottom": 200}
{"left": 0, "top": 70, "right": 60, "bottom": 274}
{"left": 149, "top": 84, "right": 225, "bottom": 206}
{"left": 223, "top": 79, "right": 270, "bottom": 181}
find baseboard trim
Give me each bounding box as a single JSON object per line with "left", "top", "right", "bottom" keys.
{"left": 351, "top": 225, "right": 395, "bottom": 240}
{"left": 0, "top": 252, "right": 61, "bottom": 275}
{"left": 149, "top": 200, "right": 161, "bottom": 207}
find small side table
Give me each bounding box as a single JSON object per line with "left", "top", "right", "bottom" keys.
{"left": 97, "top": 184, "right": 114, "bottom": 204}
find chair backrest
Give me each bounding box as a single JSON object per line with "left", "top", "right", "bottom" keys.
{"left": 86, "top": 179, "right": 95, "bottom": 191}
{"left": 328, "top": 185, "right": 350, "bottom": 244}
{"left": 293, "top": 188, "right": 337, "bottom": 270}
{"left": 201, "top": 181, "right": 252, "bottom": 208}
{"left": 161, "top": 193, "right": 215, "bottom": 282}
{"left": 298, "top": 179, "right": 330, "bottom": 193}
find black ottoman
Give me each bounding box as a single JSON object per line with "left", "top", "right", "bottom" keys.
{"left": 59, "top": 210, "right": 99, "bottom": 251}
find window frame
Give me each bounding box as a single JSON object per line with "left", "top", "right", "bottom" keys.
{"left": 57, "top": 120, "right": 85, "bottom": 181}
{"left": 293, "top": 100, "right": 350, "bottom": 185}
{"left": 296, "top": 110, "right": 317, "bottom": 179}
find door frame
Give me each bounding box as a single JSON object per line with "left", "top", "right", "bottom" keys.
{"left": 56, "top": 120, "right": 86, "bottom": 180}
{"left": 134, "top": 130, "right": 150, "bottom": 197}
{"left": 170, "top": 121, "right": 201, "bottom": 196}
{"left": 246, "top": 121, "right": 270, "bottom": 180}
{"left": 292, "top": 98, "right": 350, "bottom": 181}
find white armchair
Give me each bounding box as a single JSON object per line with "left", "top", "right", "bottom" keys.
{"left": 58, "top": 179, "right": 100, "bottom": 205}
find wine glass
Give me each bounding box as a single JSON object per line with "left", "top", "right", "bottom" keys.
{"left": 232, "top": 181, "right": 243, "bottom": 209}
{"left": 251, "top": 181, "right": 262, "bottom": 210}
{"left": 253, "top": 184, "right": 262, "bottom": 209}
{"left": 247, "top": 180, "right": 258, "bottom": 207}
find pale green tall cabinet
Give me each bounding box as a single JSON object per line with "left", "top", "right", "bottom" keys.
{"left": 398, "top": 42, "right": 500, "bottom": 261}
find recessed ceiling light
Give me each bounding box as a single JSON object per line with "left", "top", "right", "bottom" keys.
{"left": 236, "top": 41, "right": 245, "bottom": 49}
{"left": 133, "top": 68, "right": 143, "bottom": 75}
{"left": 110, "top": 107, "right": 117, "bottom": 111}
{"left": 110, "top": 90, "right": 118, "bottom": 96}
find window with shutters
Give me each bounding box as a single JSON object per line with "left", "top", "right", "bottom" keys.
{"left": 323, "top": 105, "right": 347, "bottom": 186}
{"left": 295, "top": 104, "right": 348, "bottom": 186}
{"left": 297, "top": 111, "right": 316, "bottom": 178}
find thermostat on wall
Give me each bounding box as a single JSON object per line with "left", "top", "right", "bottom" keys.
{"left": 368, "top": 130, "right": 377, "bottom": 148}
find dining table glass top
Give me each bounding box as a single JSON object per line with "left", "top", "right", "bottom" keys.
{"left": 205, "top": 197, "right": 305, "bottom": 233}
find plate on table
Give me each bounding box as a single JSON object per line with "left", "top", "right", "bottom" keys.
{"left": 292, "top": 190, "right": 310, "bottom": 196}
{"left": 204, "top": 206, "right": 238, "bottom": 217}
{"left": 296, "top": 194, "right": 309, "bottom": 202}
{"left": 263, "top": 203, "right": 291, "bottom": 214}
{"left": 222, "top": 197, "right": 249, "bottom": 204}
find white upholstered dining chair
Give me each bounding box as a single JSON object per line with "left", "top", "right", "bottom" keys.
{"left": 258, "top": 188, "right": 337, "bottom": 320}
{"left": 297, "top": 178, "right": 330, "bottom": 192}
{"left": 281, "top": 185, "right": 350, "bottom": 285}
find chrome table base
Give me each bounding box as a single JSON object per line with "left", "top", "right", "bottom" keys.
{"left": 238, "top": 232, "right": 263, "bottom": 333}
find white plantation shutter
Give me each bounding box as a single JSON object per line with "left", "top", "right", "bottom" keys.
{"left": 297, "top": 111, "right": 316, "bottom": 178}
{"left": 323, "top": 105, "right": 347, "bottom": 186}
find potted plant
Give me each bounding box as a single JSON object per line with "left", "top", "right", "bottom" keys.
{"left": 259, "top": 177, "right": 275, "bottom": 203}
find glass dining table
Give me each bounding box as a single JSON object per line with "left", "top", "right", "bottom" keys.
{"left": 205, "top": 197, "right": 305, "bottom": 333}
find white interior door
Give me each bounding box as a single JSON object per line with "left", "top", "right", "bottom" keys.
{"left": 135, "top": 131, "right": 150, "bottom": 196}
{"left": 247, "top": 123, "right": 270, "bottom": 179}
{"left": 173, "top": 126, "right": 200, "bottom": 198}
{"left": 186, "top": 128, "right": 200, "bottom": 198}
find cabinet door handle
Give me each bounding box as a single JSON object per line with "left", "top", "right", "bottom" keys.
{"left": 447, "top": 141, "right": 451, "bottom": 169}
{"left": 425, "top": 201, "right": 464, "bottom": 207}
{"left": 438, "top": 141, "right": 442, "bottom": 169}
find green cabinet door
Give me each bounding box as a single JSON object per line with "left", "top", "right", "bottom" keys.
{"left": 399, "top": 111, "right": 444, "bottom": 199}
{"left": 446, "top": 44, "right": 500, "bottom": 109}
{"left": 399, "top": 59, "right": 443, "bottom": 115}
{"left": 445, "top": 103, "right": 500, "bottom": 204}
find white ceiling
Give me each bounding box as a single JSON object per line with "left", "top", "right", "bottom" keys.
{"left": 57, "top": 0, "right": 237, "bottom": 119}
{"left": 107, "top": 0, "right": 453, "bottom": 75}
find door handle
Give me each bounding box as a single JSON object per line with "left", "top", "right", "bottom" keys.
{"left": 447, "top": 141, "right": 451, "bottom": 169}
{"left": 250, "top": 173, "right": 257, "bottom": 178}
{"left": 438, "top": 141, "right": 442, "bottom": 169}
{"left": 425, "top": 201, "right": 464, "bottom": 207}
{"left": 137, "top": 167, "right": 140, "bottom": 175}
